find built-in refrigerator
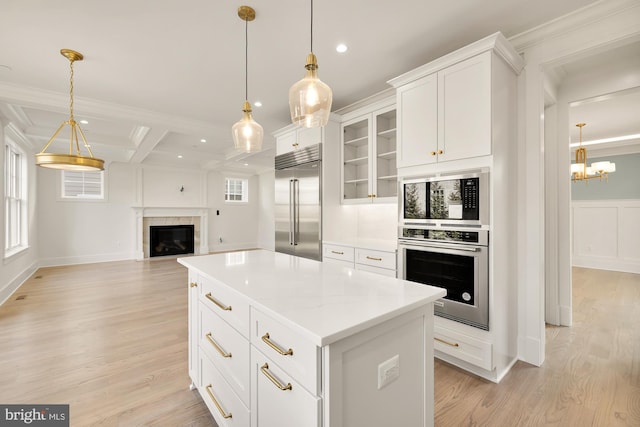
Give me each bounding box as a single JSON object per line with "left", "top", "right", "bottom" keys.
{"left": 275, "top": 144, "right": 322, "bottom": 261}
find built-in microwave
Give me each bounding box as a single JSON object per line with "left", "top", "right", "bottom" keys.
{"left": 400, "top": 172, "right": 489, "bottom": 226}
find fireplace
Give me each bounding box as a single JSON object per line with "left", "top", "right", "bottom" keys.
{"left": 150, "top": 225, "right": 195, "bottom": 257}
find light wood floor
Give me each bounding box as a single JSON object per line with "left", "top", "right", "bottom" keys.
{"left": 1, "top": 261, "right": 638, "bottom": 426}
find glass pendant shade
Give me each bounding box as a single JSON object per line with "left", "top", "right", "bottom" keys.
{"left": 289, "top": 53, "right": 332, "bottom": 128}
{"left": 232, "top": 100, "right": 263, "bottom": 153}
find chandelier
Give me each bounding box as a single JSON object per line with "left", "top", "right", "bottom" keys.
{"left": 571, "top": 123, "right": 616, "bottom": 182}
{"left": 35, "top": 49, "right": 104, "bottom": 171}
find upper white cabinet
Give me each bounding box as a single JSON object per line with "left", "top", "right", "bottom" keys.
{"left": 389, "top": 32, "right": 523, "bottom": 174}
{"left": 341, "top": 99, "right": 397, "bottom": 204}
{"left": 275, "top": 126, "right": 322, "bottom": 155}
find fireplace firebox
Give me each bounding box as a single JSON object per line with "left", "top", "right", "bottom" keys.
{"left": 150, "top": 225, "right": 195, "bottom": 257}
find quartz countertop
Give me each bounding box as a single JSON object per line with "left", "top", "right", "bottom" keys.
{"left": 323, "top": 238, "right": 398, "bottom": 252}
{"left": 178, "top": 250, "right": 445, "bottom": 346}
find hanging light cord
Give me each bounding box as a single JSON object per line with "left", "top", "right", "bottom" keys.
{"left": 310, "top": 0, "right": 314, "bottom": 53}
{"left": 244, "top": 17, "right": 248, "bottom": 102}
{"left": 69, "top": 59, "right": 75, "bottom": 121}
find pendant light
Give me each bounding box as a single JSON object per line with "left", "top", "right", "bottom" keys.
{"left": 288, "top": 0, "right": 333, "bottom": 128}
{"left": 35, "top": 49, "right": 104, "bottom": 171}
{"left": 232, "top": 6, "right": 263, "bottom": 153}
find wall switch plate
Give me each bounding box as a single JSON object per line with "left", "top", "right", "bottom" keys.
{"left": 377, "top": 354, "right": 400, "bottom": 390}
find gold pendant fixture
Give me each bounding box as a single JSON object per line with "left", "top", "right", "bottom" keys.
{"left": 288, "top": 0, "right": 333, "bottom": 128}
{"left": 571, "top": 123, "right": 616, "bottom": 182}
{"left": 35, "top": 49, "right": 104, "bottom": 171}
{"left": 231, "top": 6, "right": 263, "bottom": 153}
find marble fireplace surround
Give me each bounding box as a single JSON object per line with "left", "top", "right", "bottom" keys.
{"left": 134, "top": 207, "right": 209, "bottom": 260}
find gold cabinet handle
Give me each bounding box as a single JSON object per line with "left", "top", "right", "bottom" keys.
{"left": 190, "top": 282, "right": 198, "bottom": 288}
{"left": 437, "top": 149, "right": 443, "bottom": 154}
{"left": 260, "top": 363, "right": 292, "bottom": 391}
{"left": 205, "top": 292, "right": 232, "bottom": 311}
{"left": 292, "top": 142, "right": 299, "bottom": 147}
{"left": 205, "top": 384, "right": 233, "bottom": 419}
{"left": 435, "top": 337, "right": 459, "bottom": 347}
{"left": 261, "top": 333, "right": 293, "bottom": 356}
{"left": 331, "top": 250, "right": 344, "bottom": 255}
{"left": 372, "top": 194, "right": 377, "bottom": 198}
{"left": 430, "top": 151, "right": 436, "bottom": 156}
{"left": 366, "top": 256, "right": 382, "bottom": 261}
{"left": 206, "top": 332, "right": 232, "bottom": 358}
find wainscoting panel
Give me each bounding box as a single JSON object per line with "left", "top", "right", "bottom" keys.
{"left": 572, "top": 200, "right": 640, "bottom": 273}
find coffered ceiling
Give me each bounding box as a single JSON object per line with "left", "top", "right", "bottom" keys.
{"left": 0, "top": 0, "right": 603, "bottom": 173}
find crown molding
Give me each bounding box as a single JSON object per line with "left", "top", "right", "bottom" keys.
{"left": 388, "top": 32, "right": 523, "bottom": 88}
{"left": 509, "top": 0, "right": 640, "bottom": 52}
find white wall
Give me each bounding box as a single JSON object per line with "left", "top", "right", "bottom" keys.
{"left": 207, "top": 170, "right": 260, "bottom": 252}
{"left": 257, "top": 170, "right": 275, "bottom": 251}
{"left": 572, "top": 200, "right": 640, "bottom": 273}
{"left": 0, "top": 121, "right": 39, "bottom": 305}
{"left": 37, "top": 162, "right": 137, "bottom": 266}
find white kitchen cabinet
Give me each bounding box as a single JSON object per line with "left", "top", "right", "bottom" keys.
{"left": 395, "top": 52, "right": 491, "bottom": 168}
{"left": 275, "top": 126, "right": 322, "bottom": 155}
{"left": 323, "top": 241, "right": 397, "bottom": 277}
{"left": 180, "top": 250, "right": 445, "bottom": 427}
{"left": 389, "top": 32, "right": 524, "bottom": 382}
{"left": 341, "top": 100, "right": 397, "bottom": 204}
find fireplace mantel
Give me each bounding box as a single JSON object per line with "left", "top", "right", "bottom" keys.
{"left": 133, "top": 207, "right": 209, "bottom": 260}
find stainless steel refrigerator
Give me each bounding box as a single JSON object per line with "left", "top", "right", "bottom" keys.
{"left": 275, "top": 144, "right": 322, "bottom": 261}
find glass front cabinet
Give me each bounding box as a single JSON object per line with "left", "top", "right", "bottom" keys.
{"left": 341, "top": 100, "right": 397, "bottom": 204}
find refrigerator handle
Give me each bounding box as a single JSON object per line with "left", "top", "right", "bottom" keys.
{"left": 289, "top": 179, "right": 294, "bottom": 245}
{"left": 294, "top": 179, "right": 299, "bottom": 246}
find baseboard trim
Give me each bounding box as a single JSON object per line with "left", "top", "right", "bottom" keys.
{"left": 38, "top": 252, "right": 135, "bottom": 268}
{"left": 572, "top": 257, "right": 640, "bottom": 274}
{"left": 0, "top": 260, "right": 39, "bottom": 306}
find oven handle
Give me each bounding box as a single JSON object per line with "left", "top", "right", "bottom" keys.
{"left": 399, "top": 241, "right": 482, "bottom": 252}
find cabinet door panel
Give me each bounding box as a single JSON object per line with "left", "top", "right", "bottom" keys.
{"left": 251, "top": 349, "right": 321, "bottom": 427}
{"left": 298, "top": 127, "right": 322, "bottom": 149}
{"left": 438, "top": 52, "right": 491, "bottom": 162}
{"left": 276, "top": 132, "right": 297, "bottom": 155}
{"left": 397, "top": 75, "right": 438, "bottom": 168}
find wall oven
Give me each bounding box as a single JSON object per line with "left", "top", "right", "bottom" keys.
{"left": 398, "top": 226, "right": 489, "bottom": 330}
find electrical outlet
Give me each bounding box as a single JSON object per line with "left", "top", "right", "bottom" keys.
{"left": 377, "top": 354, "right": 400, "bottom": 390}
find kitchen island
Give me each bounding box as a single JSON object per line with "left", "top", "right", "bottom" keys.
{"left": 179, "top": 249, "right": 445, "bottom": 427}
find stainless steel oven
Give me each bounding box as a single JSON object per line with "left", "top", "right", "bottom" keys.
{"left": 398, "top": 226, "right": 489, "bottom": 330}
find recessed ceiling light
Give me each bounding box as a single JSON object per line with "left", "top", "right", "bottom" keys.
{"left": 243, "top": 163, "right": 249, "bottom": 166}
{"left": 200, "top": 138, "right": 207, "bottom": 143}
{"left": 177, "top": 155, "right": 183, "bottom": 159}
{"left": 79, "top": 119, "right": 89, "bottom": 124}
{"left": 336, "top": 44, "right": 348, "bottom": 53}
{"left": 254, "top": 101, "right": 262, "bottom": 107}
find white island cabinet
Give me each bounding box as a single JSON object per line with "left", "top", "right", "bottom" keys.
{"left": 178, "top": 250, "right": 445, "bottom": 427}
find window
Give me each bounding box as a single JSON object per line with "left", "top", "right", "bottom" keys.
{"left": 4, "top": 140, "right": 28, "bottom": 256}
{"left": 225, "top": 178, "right": 248, "bottom": 202}
{"left": 61, "top": 170, "right": 104, "bottom": 199}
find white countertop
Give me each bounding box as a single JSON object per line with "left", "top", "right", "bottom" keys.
{"left": 178, "top": 250, "right": 445, "bottom": 346}
{"left": 323, "top": 238, "right": 398, "bottom": 252}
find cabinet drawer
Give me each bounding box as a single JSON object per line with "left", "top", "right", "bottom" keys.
{"left": 251, "top": 308, "right": 321, "bottom": 395}
{"left": 200, "top": 352, "right": 250, "bottom": 427}
{"left": 200, "top": 275, "right": 250, "bottom": 338}
{"left": 355, "top": 263, "right": 396, "bottom": 277}
{"left": 323, "top": 244, "right": 354, "bottom": 262}
{"left": 355, "top": 248, "right": 396, "bottom": 270}
{"left": 434, "top": 325, "right": 493, "bottom": 371}
{"left": 200, "top": 302, "right": 250, "bottom": 406}
{"left": 251, "top": 348, "right": 321, "bottom": 427}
